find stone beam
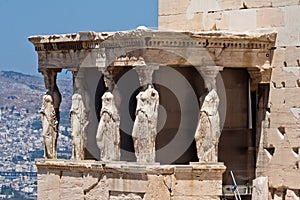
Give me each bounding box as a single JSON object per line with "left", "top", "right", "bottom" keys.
{"left": 29, "top": 30, "right": 276, "bottom": 71}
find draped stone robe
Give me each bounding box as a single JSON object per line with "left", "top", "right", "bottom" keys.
{"left": 195, "top": 89, "right": 220, "bottom": 163}
{"left": 40, "top": 94, "right": 58, "bottom": 159}
{"left": 96, "top": 92, "right": 120, "bottom": 161}
{"left": 70, "top": 89, "right": 89, "bottom": 160}
{"left": 132, "top": 85, "right": 159, "bottom": 163}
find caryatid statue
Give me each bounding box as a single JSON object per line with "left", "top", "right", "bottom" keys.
{"left": 40, "top": 70, "right": 61, "bottom": 159}
{"left": 96, "top": 92, "right": 121, "bottom": 161}
{"left": 70, "top": 75, "right": 90, "bottom": 160}
{"left": 194, "top": 89, "right": 220, "bottom": 162}
{"left": 132, "top": 85, "right": 159, "bottom": 163}
{"left": 43, "top": 70, "right": 61, "bottom": 125}
{"left": 40, "top": 94, "right": 58, "bottom": 159}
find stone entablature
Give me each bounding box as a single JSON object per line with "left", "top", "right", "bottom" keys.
{"left": 29, "top": 30, "right": 275, "bottom": 51}
{"left": 29, "top": 30, "right": 276, "bottom": 70}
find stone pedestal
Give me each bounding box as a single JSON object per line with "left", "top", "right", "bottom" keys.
{"left": 36, "top": 159, "right": 226, "bottom": 200}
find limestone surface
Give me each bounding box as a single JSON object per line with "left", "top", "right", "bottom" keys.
{"left": 35, "top": 160, "right": 226, "bottom": 200}
{"left": 252, "top": 177, "right": 269, "bottom": 200}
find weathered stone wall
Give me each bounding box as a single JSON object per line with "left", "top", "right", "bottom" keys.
{"left": 36, "top": 160, "right": 225, "bottom": 200}
{"left": 159, "top": 0, "right": 300, "bottom": 199}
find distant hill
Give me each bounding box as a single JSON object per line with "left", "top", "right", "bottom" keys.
{"left": 0, "top": 71, "right": 73, "bottom": 178}
{"left": 0, "top": 70, "right": 72, "bottom": 117}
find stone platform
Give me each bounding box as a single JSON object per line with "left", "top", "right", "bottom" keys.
{"left": 36, "top": 159, "right": 226, "bottom": 200}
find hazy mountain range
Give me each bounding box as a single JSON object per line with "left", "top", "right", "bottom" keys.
{"left": 0, "top": 70, "right": 73, "bottom": 127}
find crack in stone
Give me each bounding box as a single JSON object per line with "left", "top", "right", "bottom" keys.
{"left": 163, "top": 176, "right": 173, "bottom": 198}
{"left": 83, "top": 175, "right": 101, "bottom": 195}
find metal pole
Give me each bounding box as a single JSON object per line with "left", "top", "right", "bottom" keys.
{"left": 230, "top": 171, "right": 242, "bottom": 200}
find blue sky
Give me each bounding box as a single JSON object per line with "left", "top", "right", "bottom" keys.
{"left": 0, "top": 0, "right": 158, "bottom": 76}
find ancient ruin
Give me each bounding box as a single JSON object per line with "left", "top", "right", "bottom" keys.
{"left": 29, "top": 0, "right": 300, "bottom": 199}
{"left": 29, "top": 28, "right": 275, "bottom": 200}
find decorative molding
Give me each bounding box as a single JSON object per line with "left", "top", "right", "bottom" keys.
{"left": 29, "top": 30, "right": 276, "bottom": 52}
{"left": 32, "top": 37, "right": 272, "bottom": 52}
{"left": 29, "top": 30, "right": 276, "bottom": 71}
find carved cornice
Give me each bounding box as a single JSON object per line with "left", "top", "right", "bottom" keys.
{"left": 29, "top": 30, "right": 276, "bottom": 52}
{"left": 29, "top": 30, "right": 276, "bottom": 70}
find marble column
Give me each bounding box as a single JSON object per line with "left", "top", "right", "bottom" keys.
{"left": 96, "top": 66, "right": 121, "bottom": 161}
{"left": 70, "top": 71, "right": 90, "bottom": 160}
{"left": 194, "top": 66, "right": 223, "bottom": 163}
{"left": 132, "top": 63, "right": 159, "bottom": 163}
{"left": 40, "top": 69, "right": 62, "bottom": 159}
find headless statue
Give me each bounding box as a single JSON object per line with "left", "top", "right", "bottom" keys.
{"left": 132, "top": 85, "right": 159, "bottom": 163}
{"left": 194, "top": 89, "right": 220, "bottom": 163}
{"left": 96, "top": 92, "right": 120, "bottom": 161}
